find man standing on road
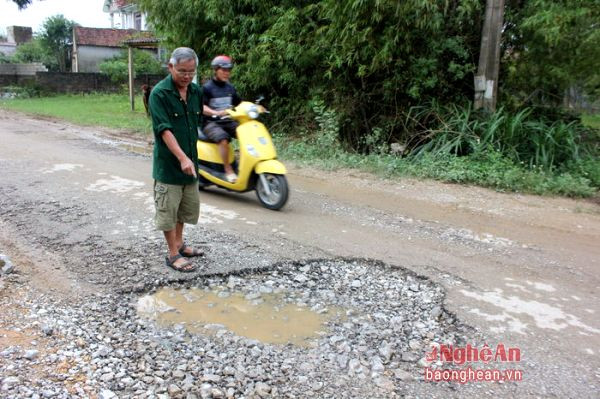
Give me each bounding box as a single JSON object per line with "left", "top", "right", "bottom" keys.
{"left": 149, "top": 47, "right": 204, "bottom": 272}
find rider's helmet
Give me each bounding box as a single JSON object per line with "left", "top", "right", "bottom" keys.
{"left": 211, "top": 55, "right": 233, "bottom": 70}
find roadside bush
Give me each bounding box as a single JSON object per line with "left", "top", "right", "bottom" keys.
{"left": 11, "top": 38, "right": 57, "bottom": 70}
{"left": 0, "top": 83, "right": 47, "bottom": 98}
{"left": 278, "top": 100, "right": 343, "bottom": 163}
{"left": 99, "top": 49, "right": 165, "bottom": 83}
{"left": 407, "top": 102, "right": 598, "bottom": 172}
{"left": 0, "top": 52, "right": 12, "bottom": 64}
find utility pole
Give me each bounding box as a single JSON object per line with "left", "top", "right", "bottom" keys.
{"left": 474, "top": 0, "right": 505, "bottom": 111}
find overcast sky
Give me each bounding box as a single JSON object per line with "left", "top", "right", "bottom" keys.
{"left": 1, "top": 0, "right": 112, "bottom": 35}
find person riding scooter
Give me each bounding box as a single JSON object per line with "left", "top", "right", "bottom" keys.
{"left": 202, "top": 55, "right": 241, "bottom": 183}
{"left": 196, "top": 94, "right": 290, "bottom": 210}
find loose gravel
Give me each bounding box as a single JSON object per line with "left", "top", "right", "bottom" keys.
{"left": 1, "top": 257, "right": 473, "bottom": 398}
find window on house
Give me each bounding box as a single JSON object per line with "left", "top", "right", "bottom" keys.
{"left": 134, "top": 12, "right": 142, "bottom": 30}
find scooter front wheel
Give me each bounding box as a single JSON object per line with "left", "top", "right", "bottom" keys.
{"left": 256, "top": 173, "right": 289, "bottom": 210}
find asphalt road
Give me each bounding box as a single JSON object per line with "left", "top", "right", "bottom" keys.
{"left": 1, "top": 109, "right": 599, "bottom": 397}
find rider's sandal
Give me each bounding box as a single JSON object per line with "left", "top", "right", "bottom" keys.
{"left": 178, "top": 244, "right": 204, "bottom": 258}
{"left": 165, "top": 254, "right": 197, "bottom": 273}
{"left": 225, "top": 172, "right": 237, "bottom": 183}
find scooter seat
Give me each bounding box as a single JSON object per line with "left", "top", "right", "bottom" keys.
{"left": 197, "top": 127, "right": 212, "bottom": 143}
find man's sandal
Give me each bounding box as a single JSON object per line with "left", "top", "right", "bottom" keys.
{"left": 178, "top": 244, "right": 204, "bottom": 258}
{"left": 165, "top": 254, "right": 197, "bottom": 273}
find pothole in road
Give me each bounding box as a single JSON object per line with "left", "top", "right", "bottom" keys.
{"left": 137, "top": 258, "right": 468, "bottom": 370}
{"left": 0, "top": 257, "right": 474, "bottom": 398}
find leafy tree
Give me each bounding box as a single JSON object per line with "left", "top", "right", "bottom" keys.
{"left": 502, "top": 0, "right": 600, "bottom": 105}
{"left": 135, "top": 0, "right": 598, "bottom": 151}
{"left": 11, "top": 0, "right": 34, "bottom": 9}
{"left": 11, "top": 37, "right": 57, "bottom": 68}
{"left": 99, "top": 49, "right": 165, "bottom": 82}
{"left": 137, "top": 0, "right": 482, "bottom": 147}
{"left": 39, "top": 15, "right": 75, "bottom": 72}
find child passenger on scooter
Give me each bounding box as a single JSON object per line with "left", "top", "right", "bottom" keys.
{"left": 202, "top": 55, "right": 242, "bottom": 183}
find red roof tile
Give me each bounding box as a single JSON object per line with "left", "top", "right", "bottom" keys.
{"left": 74, "top": 26, "right": 155, "bottom": 48}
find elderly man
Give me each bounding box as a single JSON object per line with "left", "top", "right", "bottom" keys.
{"left": 148, "top": 47, "right": 204, "bottom": 272}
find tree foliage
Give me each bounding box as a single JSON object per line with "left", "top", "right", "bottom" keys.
{"left": 11, "top": 37, "right": 54, "bottom": 67}
{"left": 39, "top": 15, "right": 76, "bottom": 72}
{"left": 11, "top": 0, "right": 34, "bottom": 10}
{"left": 7, "top": 15, "right": 76, "bottom": 72}
{"left": 137, "top": 0, "right": 482, "bottom": 146}
{"left": 135, "top": 0, "right": 598, "bottom": 149}
{"left": 0, "top": 52, "right": 12, "bottom": 64}
{"left": 99, "top": 49, "right": 165, "bottom": 83}
{"left": 503, "top": 0, "right": 600, "bottom": 105}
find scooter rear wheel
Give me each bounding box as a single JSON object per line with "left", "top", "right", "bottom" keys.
{"left": 256, "top": 173, "right": 288, "bottom": 210}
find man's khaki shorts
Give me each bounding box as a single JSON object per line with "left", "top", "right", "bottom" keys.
{"left": 154, "top": 181, "right": 200, "bottom": 231}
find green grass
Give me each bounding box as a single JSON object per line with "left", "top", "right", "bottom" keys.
{"left": 582, "top": 113, "right": 600, "bottom": 131}
{"left": 0, "top": 93, "right": 152, "bottom": 134}
{"left": 276, "top": 139, "right": 599, "bottom": 197}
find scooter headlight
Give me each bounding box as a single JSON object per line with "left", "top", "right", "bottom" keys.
{"left": 246, "top": 144, "right": 260, "bottom": 157}
{"left": 247, "top": 105, "right": 259, "bottom": 119}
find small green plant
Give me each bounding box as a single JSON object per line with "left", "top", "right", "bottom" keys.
{"left": 311, "top": 100, "right": 340, "bottom": 151}
{"left": 0, "top": 51, "right": 12, "bottom": 64}
{"left": 362, "top": 127, "right": 390, "bottom": 155}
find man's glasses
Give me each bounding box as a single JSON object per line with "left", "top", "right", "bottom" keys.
{"left": 174, "top": 69, "right": 197, "bottom": 77}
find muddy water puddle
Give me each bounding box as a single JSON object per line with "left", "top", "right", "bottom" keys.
{"left": 118, "top": 143, "right": 152, "bottom": 155}
{"left": 137, "top": 287, "right": 344, "bottom": 346}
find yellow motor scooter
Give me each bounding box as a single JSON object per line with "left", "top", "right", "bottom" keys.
{"left": 196, "top": 100, "right": 289, "bottom": 210}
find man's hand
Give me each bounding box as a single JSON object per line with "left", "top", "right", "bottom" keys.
{"left": 180, "top": 156, "right": 197, "bottom": 177}
{"left": 160, "top": 130, "right": 197, "bottom": 178}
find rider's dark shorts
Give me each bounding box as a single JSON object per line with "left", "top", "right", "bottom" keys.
{"left": 204, "top": 120, "right": 239, "bottom": 143}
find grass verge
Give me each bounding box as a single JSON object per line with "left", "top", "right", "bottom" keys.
{"left": 277, "top": 139, "right": 599, "bottom": 197}
{"left": 0, "top": 92, "right": 152, "bottom": 134}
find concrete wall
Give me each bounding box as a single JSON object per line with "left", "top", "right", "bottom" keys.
{"left": 0, "top": 63, "right": 47, "bottom": 75}
{"left": 77, "top": 46, "right": 123, "bottom": 72}
{"left": 76, "top": 45, "right": 159, "bottom": 73}
{"left": 0, "top": 43, "right": 17, "bottom": 56}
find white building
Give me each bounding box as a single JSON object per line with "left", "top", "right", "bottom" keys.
{"left": 103, "top": 0, "right": 149, "bottom": 30}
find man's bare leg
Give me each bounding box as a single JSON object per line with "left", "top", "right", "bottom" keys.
{"left": 164, "top": 222, "right": 188, "bottom": 267}
{"left": 218, "top": 139, "right": 235, "bottom": 175}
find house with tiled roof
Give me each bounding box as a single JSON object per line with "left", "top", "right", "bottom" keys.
{"left": 71, "top": 26, "right": 157, "bottom": 72}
